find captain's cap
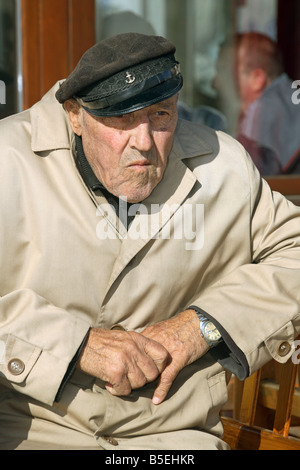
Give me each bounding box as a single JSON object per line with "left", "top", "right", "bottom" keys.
{"left": 55, "top": 33, "right": 183, "bottom": 116}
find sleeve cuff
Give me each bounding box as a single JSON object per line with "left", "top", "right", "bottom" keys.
{"left": 55, "top": 329, "right": 90, "bottom": 402}
{"left": 189, "top": 305, "right": 250, "bottom": 380}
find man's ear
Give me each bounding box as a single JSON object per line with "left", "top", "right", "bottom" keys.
{"left": 64, "top": 99, "right": 83, "bottom": 136}
{"left": 250, "top": 68, "right": 269, "bottom": 93}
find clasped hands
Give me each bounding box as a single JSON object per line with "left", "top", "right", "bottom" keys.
{"left": 77, "top": 309, "right": 209, "bottom": 405}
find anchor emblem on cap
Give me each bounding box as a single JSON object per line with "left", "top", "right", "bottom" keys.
{"left": 125, "top": 72, "right": 136, "bottom": 84}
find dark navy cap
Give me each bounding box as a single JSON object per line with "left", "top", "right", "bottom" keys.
{"left": 55, "top": 33, "right": 183, "bottom": 116}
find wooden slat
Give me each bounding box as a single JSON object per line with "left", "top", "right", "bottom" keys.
{"left": 266, "top": 175, "right": 300, "bottom": 196}
{"left": 273, "top": 361, "right": 299, "bottom": 436}
{"left": 21, "top": 0, "right": 96, "bottom": 110}
{"left": 39, "top": 0, "right": 69, "bottom": 93}
{"left": 233, "top": 376, "right": 244, "bottom": 419}
{"left": 21, "top": 0, "right": 41, "bottom": 109}
{"left": 68, "top": 0, "right": 95, "bottom": 71}
{"left": 259, "top": 381, "right": 300, "bottom": 418}
{"left": 238, "top": 370, "right": 261, "bottom": 425}
{"left": 222, "top": 417, "right": 300, "bottom": 450}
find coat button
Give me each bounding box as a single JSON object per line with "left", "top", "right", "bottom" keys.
{"left": 277, "top": 341, "right": 291, "bottom": 357}
{"left": 8, "top": 358, "right": 25, "bottom": 375}
{"left": 101, "top": 435, "right": 118, "bottom": 446}
{"left": 110, "top": 324, "right": 125, "bottom": 331}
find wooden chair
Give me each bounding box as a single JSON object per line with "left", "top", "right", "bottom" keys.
{"left": 222, "top": 342, "right": 300, "bottom": 450}
{"left": 266, "top": 175, "right": 300, "bottom": 206}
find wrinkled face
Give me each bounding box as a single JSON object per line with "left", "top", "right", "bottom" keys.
{"left": 66, "top": 95, "right": 178, "bottom": 203}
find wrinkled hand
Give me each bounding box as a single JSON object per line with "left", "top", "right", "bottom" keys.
{"left": 142, "top": 309, "right": 209, "bottom": 405}
{"left": 76, "top": 327, "right": 170, "bottom": 396}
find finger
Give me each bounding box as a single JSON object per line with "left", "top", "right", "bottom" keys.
{"left": 152, "top": 365, "right": 178, "bottom": 405}
{"left": 143, "top": 338, "right": 171, "bottom": 374}
{"left": 105, "top": 376, "right": 132, "bottom": 396}
{"left": 105, "top": 362, "right": 149, "bottom": 396}
{"left": 134, "top": 357, "right": 160, "bottom": 384}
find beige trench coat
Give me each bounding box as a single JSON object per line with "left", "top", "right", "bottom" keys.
{"left": 0, "top": 83, "right": 300, "bottom": 450}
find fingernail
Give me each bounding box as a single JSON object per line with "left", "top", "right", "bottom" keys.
{"left": 152, "top": 396, "right": 161, "bottom": 405}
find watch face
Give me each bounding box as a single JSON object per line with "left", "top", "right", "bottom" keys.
{"left": 203, "top": 321, "right": 221, "bottom": 341}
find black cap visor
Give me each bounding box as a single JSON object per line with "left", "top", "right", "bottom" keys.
{"left": 76, "top": 70, "right": 183, "bottom": 117}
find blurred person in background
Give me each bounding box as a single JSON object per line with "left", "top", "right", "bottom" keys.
{"left": 235, "top": 32, "right": 300, "bottom": 175}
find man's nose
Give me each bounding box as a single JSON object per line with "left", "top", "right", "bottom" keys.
{"left": 129, "top": 120, "right": 153, "bottom": 152}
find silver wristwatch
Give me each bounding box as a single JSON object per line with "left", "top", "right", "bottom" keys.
{"left": 197, "top": 313, "right": 222, "bottom": 348}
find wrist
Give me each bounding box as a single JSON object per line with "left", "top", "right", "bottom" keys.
{"left": 188, "top": 307, "right": 222, "bottom": 348}
{"left": 198, "top": 313, "right": 222, "bottom": 348}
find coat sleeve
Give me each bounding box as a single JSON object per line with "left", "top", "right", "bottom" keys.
{"left": 190, "top": 154, "right": 300, "bottom": 380}
{"left": 0, "top": 110, "right": 92, "bottom": 405}
{"left": 0, "top": 289, "right": 90, "bottom": 405}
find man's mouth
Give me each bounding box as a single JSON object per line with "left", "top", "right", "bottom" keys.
{"left": 128, "top": 160, "right": 151, "bottom": 169}
{"left": 129, "top": 160, "right": 151, "bottom": 166}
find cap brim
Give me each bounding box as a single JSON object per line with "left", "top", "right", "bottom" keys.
{"left": 81, "top": 76, "right": 183, "bottom": 117}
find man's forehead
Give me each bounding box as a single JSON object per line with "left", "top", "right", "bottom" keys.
{"left": 158, "top": 94, "right": 179, "bottom": 105}
{"left": 145, "top": 94, "right": 179, "bottom": 110}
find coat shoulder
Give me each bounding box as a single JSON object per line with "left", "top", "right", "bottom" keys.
{"left": 0, "top": 108, "right": 32, "bottom": 147}
{"left": 0, "top": 81, "right": 70, "bottom": 158}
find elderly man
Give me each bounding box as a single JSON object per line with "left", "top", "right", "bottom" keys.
{"left": 0, "top": 33, "right": 300, "bottom": 450}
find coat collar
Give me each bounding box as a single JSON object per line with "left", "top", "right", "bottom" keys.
{"left": 30, "top": 81, "right": 72, "bottom": 153}
{"left": 172, "top": 118, "right": 213, "bottom": 160}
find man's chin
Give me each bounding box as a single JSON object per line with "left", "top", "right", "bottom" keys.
{"left": 118, "top": 189, "right": 153, "bottom": 204}
{"left": 117, "top": 181, "right": 161, "bottom": 204}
